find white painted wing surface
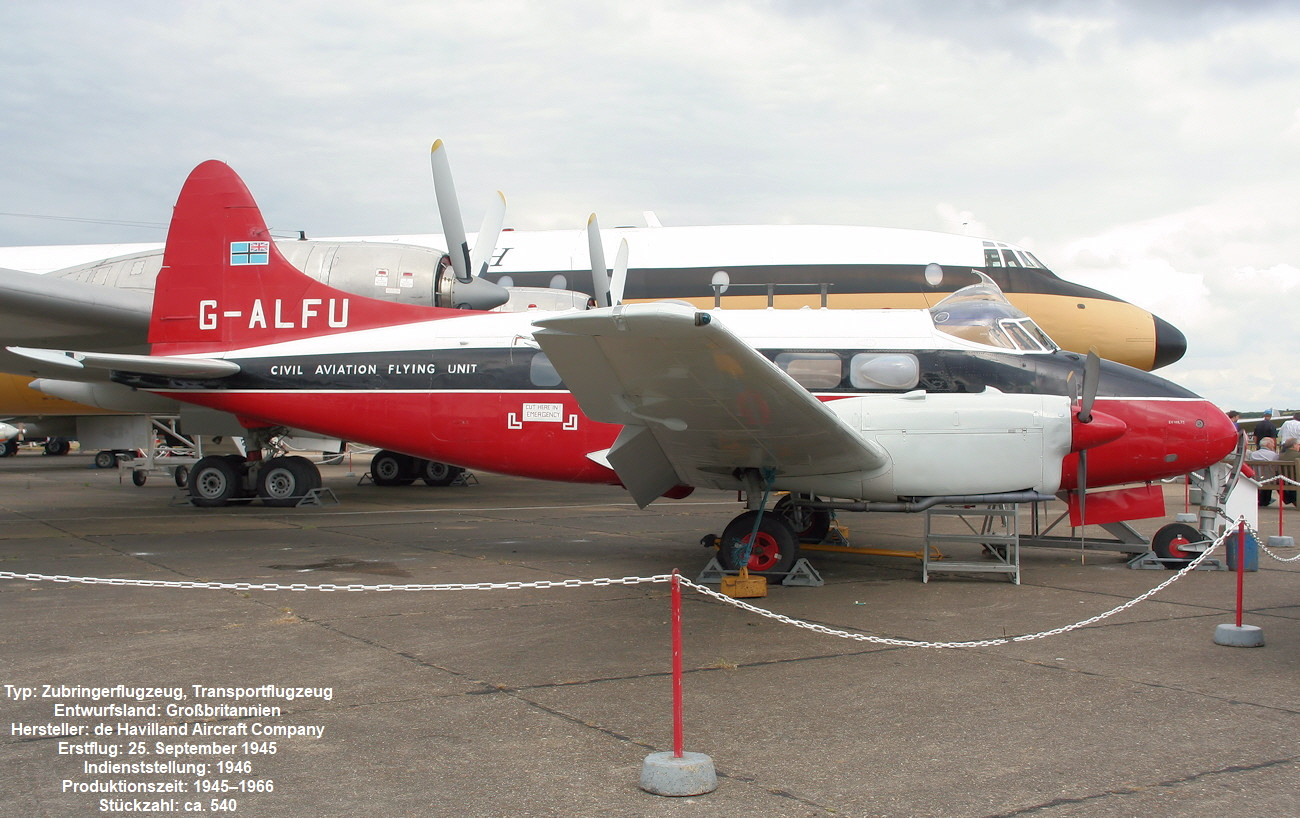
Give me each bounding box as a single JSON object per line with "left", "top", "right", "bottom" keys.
{"left": 533, "top": 303, "right": 889, "bottom": 506}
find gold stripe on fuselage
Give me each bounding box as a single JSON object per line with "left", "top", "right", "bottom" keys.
{"left": 641, "top": 293, "right": 1156, "bottom": 371}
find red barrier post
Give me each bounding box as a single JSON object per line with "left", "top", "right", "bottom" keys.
{"left": 671, "top": 570, "right": 683, "bottom": 758}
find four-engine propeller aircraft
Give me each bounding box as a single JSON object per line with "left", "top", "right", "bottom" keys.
{"left": 6, "top": 160, "right": 1238, "bottom": 572}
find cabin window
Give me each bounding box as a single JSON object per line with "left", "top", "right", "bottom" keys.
{"left": 774, "top": 352, "right": 843, "bottom": 389}
{"left": 850, "top": 353, "right": 920, "bottom": 390}
{"left": 529, "top": 352, "right": 562, "bottom": 387}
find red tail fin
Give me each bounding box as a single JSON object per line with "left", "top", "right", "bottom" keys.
{"left": 150, "top": 160, "right": 457, "bottom": 355}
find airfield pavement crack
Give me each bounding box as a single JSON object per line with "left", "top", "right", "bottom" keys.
{"left": 499, "top": 687, "right": 842, "bottom": 814}
{"left": 980, "top": 755, "right": 1300, "bottom": 817}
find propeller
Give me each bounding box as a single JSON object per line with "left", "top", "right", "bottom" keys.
{"left": 428, "top": 140, "right": 510, "bottom": 310}
{"left": 587, "top": 214, "right": 609, "bottom": 306}
{"left": 585, "top": 214, "right": 630, "bottom": 308}
{"left": 1074, "top": 348, "right": 1102, "bottom": 534}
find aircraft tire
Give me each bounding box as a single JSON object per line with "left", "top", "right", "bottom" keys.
{"left": 1, "top": 440, "right": 15, "bottom": 457}
{"left": 1151, "top": 522, "right": 1201, "bottom": 569}
{"left": 189, "top": 455, "right": 241, "bottom": 507}
{"left": 94, "top": 451, "right": 117, "bottom": 469}
{"left": 717, "top": 510, "right": 800, "bottom": 575}
{"left": 773, "top": 493, "right": 831, "bottom": 544}
{"left": 173, "top": 466, "right": 190, "bottom": 488}
{"left": 419, "top": 460, "right": 464, "bottom": 487}
{"left": 283, "top": 456, "right": 322, "bottom": 493}
{"left": 371, "top": 450, "right": 416, "bottom": 487}
{"left": 257, "top": 456, "right": 318, "bottom": 507}
{"left": 131, "top": 470, "right": 147, "bottom": 487}
{"left": 44, "top": 438, "right": 70, "bottom": 456}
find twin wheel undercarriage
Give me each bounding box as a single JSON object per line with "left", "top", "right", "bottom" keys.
{"left": 185, "top": 434, "right": 464, "bottom": 508}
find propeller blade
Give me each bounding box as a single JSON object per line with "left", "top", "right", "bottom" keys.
{"left": 430, "top": 140, "right": 472, "bottom": 283}
{"left": 609, "top": 238, "right": 629, "bottom": 307}
{"left": 469, "top": 190, "right": 507, "bottom": 280}
{"left": 587, "top": 214, "right": 611, "bottom": 307}
{"left": 1077, "top": 450, "right": 1088, "bottom": 557}
{"left": 1079, "top": 348, "right": 1100, "bottom": 424}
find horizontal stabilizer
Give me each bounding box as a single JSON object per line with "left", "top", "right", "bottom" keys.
{"left": 6, "top": 346, "right": 240, "bottom": 378}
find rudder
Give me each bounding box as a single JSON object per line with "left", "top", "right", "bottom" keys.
{"left": 150, "top": 160, "right": 456, "bottom": 355}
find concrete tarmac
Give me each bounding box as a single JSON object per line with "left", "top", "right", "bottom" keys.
{"left": 1, "top": 451, "right": 1297, "bottom": 817}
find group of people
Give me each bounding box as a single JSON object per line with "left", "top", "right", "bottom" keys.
{"left": 1243, "top": 410, "right": 1300, "bottom": 506}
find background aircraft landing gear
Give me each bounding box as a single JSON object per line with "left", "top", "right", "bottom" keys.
{"left": 2, "top": 440, "right": 17, "bottom": 457}
{"left": 370, "top": 450, "right": 416, "bottom": 486}
{"left": 716, "top": 510, "right": 800, "bottom": 575}
{"left": 369, "top": 450, "right": 464, "bottom": 488}
{"left": 773, "top": 493, "right": 831, "bottom": 544}
{"left": 419, "top": 459, "right": 465, "bottom": 487}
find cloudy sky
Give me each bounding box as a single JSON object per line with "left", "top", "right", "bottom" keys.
{"left": 2, "top": 1, "right": 1297, "bottom": 410}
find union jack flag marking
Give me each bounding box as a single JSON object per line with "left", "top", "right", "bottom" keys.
{"left": 230, "top": 241, "right": 271, "bottom": 266}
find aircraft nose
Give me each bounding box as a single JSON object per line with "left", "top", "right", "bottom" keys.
{"left": 1201, "top": 404, "right": 1241, "bottom": 463}
{"left": 1151, "top": 314, "right": 1187, "bottom": 369}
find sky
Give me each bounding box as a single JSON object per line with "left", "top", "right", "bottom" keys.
{"left": 1, "top": 0, "right": 1298, "bottom": 411}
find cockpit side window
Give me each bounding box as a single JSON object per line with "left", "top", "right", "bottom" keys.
{"left": 1001, "top": 249, "right": 1023, "bottom": 268}
{"left": 850, "top": 353, "right": 920, "bottom": 390}
{"left": 530, "top": 352, "right": 563, "bottom": 387}
{"left": 774, "top": 352, "right": 843, "bottom": 389}
{"left": 984, "top": 247, "right": 1003, "bottom": 267}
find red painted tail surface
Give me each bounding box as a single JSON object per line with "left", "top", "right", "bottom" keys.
{"left": 150, "top": 160, "right": 459, "bottom": 355}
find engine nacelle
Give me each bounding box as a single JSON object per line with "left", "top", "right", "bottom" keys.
{"left": 818, "top": 389, "right": 1074, "bottom": 499}
{"left": 280, "top": 242, "right": 507, "bottom": 311}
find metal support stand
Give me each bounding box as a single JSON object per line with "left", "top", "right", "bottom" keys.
{"left": 922, "top": 504, "right": 1021, "bottom": 583}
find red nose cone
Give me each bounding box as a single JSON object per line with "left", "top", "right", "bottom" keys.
{"left": 1071, "top": 409, "right": 1127, "bottom": 452}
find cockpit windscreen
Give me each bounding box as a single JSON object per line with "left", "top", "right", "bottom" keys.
{"left": 929, "top": 275, "right": 1059, "bottom": 352}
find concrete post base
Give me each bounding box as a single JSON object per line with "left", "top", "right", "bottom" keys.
{"left": 639, "top": 751, "right": 718, "bottom": 797}
{"left": 1214, "top": 623, "right": 1264, "bottom": 647}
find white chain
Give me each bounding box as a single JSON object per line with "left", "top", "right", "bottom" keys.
{"left": 0, "top": 571, "right": 671, "bottom": 592}
{"left": 682, "top": 528, "right": 1235, "bottom": 649}
{"left": 2, "top": 520, "right": 1284, "bottom": 647}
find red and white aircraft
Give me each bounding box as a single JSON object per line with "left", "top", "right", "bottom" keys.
{"left": 8, "top": 161, "right": 1239, "bottom": 571}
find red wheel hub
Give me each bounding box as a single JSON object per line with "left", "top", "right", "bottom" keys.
{"left": 1168, "top": 535, "right": 1192, "bottom": 559}
{"left": 740, "top": 532, "right": 781, "bottom": 572}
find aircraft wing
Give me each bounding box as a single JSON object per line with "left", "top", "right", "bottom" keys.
{"left": 0, "top": 267, "right": 152, "bottom": 350}
{"left": 533, "top": 302, "right": 889, "bottom": 507}
{"left": 5, "top": 346, "right": 239, "bottom": 378}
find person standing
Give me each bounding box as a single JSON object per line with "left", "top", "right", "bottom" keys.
{"left": 1254, "top": 410, "right": 1279, "bottom": 446}
{"left": 1279, "top": 438, "right": 1300, "bottom": 507}
{"left": 1279, "top": 411, "right": 1300, "bottom": 444}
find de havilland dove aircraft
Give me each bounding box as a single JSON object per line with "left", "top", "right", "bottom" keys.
{"left": 7, "top": 160, "right": 1238, "bottom": 573}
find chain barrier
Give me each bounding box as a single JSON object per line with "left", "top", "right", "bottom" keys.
{"left": 0, "top": 571, "right": 671, "bottom": 593}
{"left": 5, "top": 520, "right": 1280, "bottom": 648}
{"left": 681, "top": 527, "right": 1238, "bottom": 649}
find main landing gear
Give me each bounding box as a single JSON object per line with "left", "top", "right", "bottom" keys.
{"left": 188, "top": 453, "right": 324, "bottom": 508}
{"left": 368, "top": 450, "right": 466, "bottom": 487}
{"left": 711, "top": 472, "right": 828, "bottom": 576}
{"left": 185, "top": 427, "right": 330, "bottom": 508}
